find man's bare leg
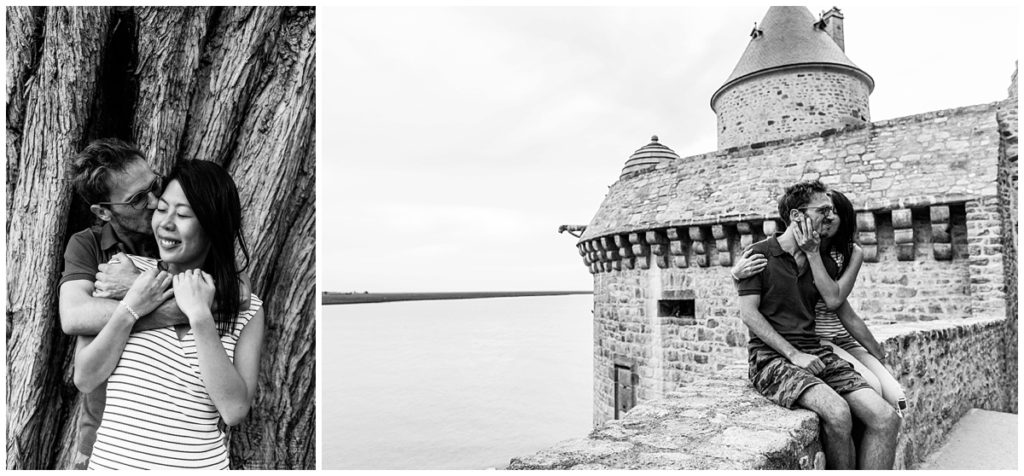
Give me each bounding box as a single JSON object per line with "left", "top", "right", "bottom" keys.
{"left": 796, "top": 384, "right": 855, "bottom": 469}
{"left": 843, "top": 388, "right": 900, "bottom": 470}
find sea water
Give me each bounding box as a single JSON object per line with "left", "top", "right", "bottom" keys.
{"left": 322, "top": 295, "right": 594, "bottom": 469}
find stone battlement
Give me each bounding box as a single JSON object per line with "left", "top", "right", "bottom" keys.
{"left": 509, "top": 317, "right": 1013, "bottom": 470}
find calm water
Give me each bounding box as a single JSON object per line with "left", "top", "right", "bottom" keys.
{"left": 322, "top": 295, "right": 594, "bottom": 470}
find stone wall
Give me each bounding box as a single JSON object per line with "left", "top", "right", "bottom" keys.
{"left": 714, "top": 67, "right": 871, "bottom": 150}
{"left": 580, "top": 101, "right": 1001, "bottom": 241}
{"left": 996, "top": 69, "right": 1017, "bottom": 410}
{"left": 510, "top": 317, "right": 1013, "bottom": 470}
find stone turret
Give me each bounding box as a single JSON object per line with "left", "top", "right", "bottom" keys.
{"left": 711, "top": 6, "right": 874, "bottom": 149}
{"left": 620, "top": 135, "right": 680, "bottom": 179}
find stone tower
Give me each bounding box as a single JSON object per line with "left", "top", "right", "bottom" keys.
{"left": 711, "top": 6, "right": 874, "bottom": 149}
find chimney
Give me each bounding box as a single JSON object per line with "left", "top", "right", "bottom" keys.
{"left": 822, "top": 7, "right": 845, "bottom": 51}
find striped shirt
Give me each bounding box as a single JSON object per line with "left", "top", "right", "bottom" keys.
{"left": 88, "top": 256, "right": 262, "bottom": 470}
{"left": 813, "top": 250, "right": 861, "bottom": 350}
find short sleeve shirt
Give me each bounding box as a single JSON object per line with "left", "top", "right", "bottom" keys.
{"left": 736, "top": 236, "right": 838, "bottom": 351}
{"left": 60, "top": 223, "right": 157, "bottom": 456}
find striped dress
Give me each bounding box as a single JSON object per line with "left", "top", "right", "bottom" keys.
{"left": 88, "top": 256, "right": 262, "bottom": 470}
{"left": 813, "top": 250, "right": 862, "bottom": 351}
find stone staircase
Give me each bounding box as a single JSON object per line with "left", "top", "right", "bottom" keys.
{"left": 916, "top": 408, "right": 1017, "bottom": 470}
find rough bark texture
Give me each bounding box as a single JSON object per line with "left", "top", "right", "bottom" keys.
{"left": 132, "top": 6, "right": 212, "bottom": 171}
{"left": 5, "top": 6, "right": 315, "bottom": 470}
{"left": 6, "top": 7, "right": 111, "bottom": 470}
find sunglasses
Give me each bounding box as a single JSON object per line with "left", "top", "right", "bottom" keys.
{"left": 797, "top": 204, "right": 836, "bottom": 217}
{"left": 96, "top": 175, "right": 164, "bottom": 210}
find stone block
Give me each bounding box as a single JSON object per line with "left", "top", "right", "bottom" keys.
{"left": 762, "top": 220, "right": 778, "bottom": 236}
{"left": 638, "top": 256, "right": 650, "bottom": 270}
{"left": 857, "top": 211, "right": 876, "bottom": 231}
{"left": 646, "top": 230, "right": 667, "bottom": 245}
{"left": 670, "top": 241, "right": 686, "bottom": 256}
{"left": 858, "top": 231, "right": 878, "bottom": 245}
{"left": 894, "top": 228, "right": 914, "bottom": 245}
{"left": 862, "top": 244, "right": 879, "bottom": 262}
{"left": 688, "top": 226, "right": 704, "bottom": 241}
{"left": 656, "top": 254, "right": 670, "bottom": 269}
{"left": 673, "top": 256, "right": 689, "bottom": 268}
{"left": 892, "top": 208, "right": 913, "bottom": 229}
{"left": 930, "top": 205, "right": 951, "bottom": 223}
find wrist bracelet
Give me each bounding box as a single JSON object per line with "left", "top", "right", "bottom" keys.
{"left": 730, "top": 270, "right": 740, "bottom": 281}
{"left": 121, "top": 301, "right": 141, "bottom": 322}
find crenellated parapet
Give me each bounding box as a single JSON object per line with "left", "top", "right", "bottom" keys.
{"left": 579, "top": 203, "right": 970, "bottom": 273}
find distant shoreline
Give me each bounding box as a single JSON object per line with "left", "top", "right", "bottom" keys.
{"left": 323, "top": 291, "right": 593, "bottom": 305}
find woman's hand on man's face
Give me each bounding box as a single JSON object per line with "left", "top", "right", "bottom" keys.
{"left": 123, "top": 267, "right": 174, "bottom": 317}
{"left": 793, "top": 213, "right": 823, "bottom": 254}
{"left": 173, "top": 269, "right": 216, "bottom": 322}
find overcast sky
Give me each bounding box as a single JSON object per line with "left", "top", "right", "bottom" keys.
{"left": 320, "top": 4, "right": 1018, "bottom": 293}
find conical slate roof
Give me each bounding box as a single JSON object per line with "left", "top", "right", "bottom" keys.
{"left": 711, "top": 6, "right": 873, "bottom": 109}
{"left": 620, "top": 135, "right": 680, "bottom": 179}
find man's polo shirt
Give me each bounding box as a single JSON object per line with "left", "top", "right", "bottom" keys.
{"left": 736, "top": 236, "right": 838, "bottom": 352}
{"left": 60, "top": 223, "right": 156, "bottom": 456}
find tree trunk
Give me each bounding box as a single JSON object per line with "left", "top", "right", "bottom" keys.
{"left": 6, "top": 7, "right": 111, "bottom": 470}
{"left": 5, "top": 6, "right": 316, "bottom": 470}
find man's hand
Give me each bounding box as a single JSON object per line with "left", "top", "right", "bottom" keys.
{"left": 789, "top": 351, "right": 825, "bottom": 375}
{"left": 93, "top": 252, "right": 141, "bottom": 299}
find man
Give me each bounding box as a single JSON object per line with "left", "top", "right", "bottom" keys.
{"left": 736, "top": 180, "right": 899, "bottom": 470}
{"left": 59, "top": 139, "right": 189, "bottom": 469}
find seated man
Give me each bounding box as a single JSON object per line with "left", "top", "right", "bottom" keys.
{"left": 736, "top": 180, "right": 899, "bottom": 470}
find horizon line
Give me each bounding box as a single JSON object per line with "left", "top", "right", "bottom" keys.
{"left": 323, "top": 290, "right": 593, "bottom": 305}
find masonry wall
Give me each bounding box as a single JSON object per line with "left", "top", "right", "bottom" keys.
{"left": 996, "top": 70, "right": 1018, "bottom": 409}
{"left": 581, "top": 102, "right": 1000, "bottom": 241}
{"left": 582, "top": 102, "right": 1005, "bottom": 423}
{"left": 714, "top": 67, "right": 872, "bottom": 150}
{"left": 511, "top": 318, "right": 1013, "bottom": 470}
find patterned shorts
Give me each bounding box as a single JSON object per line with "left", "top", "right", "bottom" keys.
{"left": 748, "top": 344, "right": 871, "bottom": 408}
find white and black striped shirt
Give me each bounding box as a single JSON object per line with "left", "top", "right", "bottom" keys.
{"left": 89, "top": 256, "right": 261, "bottom": 470}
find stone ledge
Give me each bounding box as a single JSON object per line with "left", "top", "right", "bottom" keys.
{"left": 508, "top": 317, "right": 1012, "bottom": 470}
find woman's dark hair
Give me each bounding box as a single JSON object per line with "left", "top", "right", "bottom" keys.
{"left": 166, "top": 160, "right": 250, "bottom": 335}
{"left": 824, "top": 189, "right": 857, "bottom": 275}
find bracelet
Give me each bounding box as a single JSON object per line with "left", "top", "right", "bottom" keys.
{"left": 121, "top": 301, "right": 141, "bottom": 322}
{"left": 730, "top": 270, "right": 740, "bottom": 281}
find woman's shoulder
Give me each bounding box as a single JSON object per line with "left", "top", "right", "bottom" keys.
{"left": 226, "top": 294, "right": 263, "bottom": 339}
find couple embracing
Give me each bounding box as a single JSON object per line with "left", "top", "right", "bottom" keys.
{"left": 59, "top": 139, "right": 263, "bottom": 470}
{"left": 733, "top": 180, "right": 906, "bottom": 470}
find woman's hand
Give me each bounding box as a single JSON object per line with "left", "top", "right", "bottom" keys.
{"left": 731, "top": 246, "right": 767, "bottom": 280}
{"left": 122, "top": 267, "right": 174, "bottom": 317}
{"left": 173, "top": 269, "right": 216, "bottom": 323}
{"left": 793, "top": 214, "right": 822, "bottom": 254}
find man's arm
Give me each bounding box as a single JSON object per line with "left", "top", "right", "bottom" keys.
{"left": 835, "top": 301, "right": 884, "bottom": 360}
{"left": 60, "top": 280, "right": 188, "bottom": 335}
{"left": 59, "top": 281, "right": 119, "bottom": 335}
{"left": 738, "top": 294, "right": 825, "bottom": 374}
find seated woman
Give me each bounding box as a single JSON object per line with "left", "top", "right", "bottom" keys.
{"left": 73, "top": 160, "right": 264, "bottom": 469}
{"left": 732, "top": 189, "right": 906, "bottom": 414}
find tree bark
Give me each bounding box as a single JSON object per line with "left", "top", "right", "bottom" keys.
{"left": 6, "top": 7, "right": 111, "bottom": 469}
{"left": 132, "top": 6, "right": 212, "bottom": 171}
{"left": 181, "top": 6, "right": 283, "bottom": 166}
{"left": 5, "top": 6, "right": 315, "bottom": 470}
{"left": 223, "top": 8, "right": 315, "bottom": 468}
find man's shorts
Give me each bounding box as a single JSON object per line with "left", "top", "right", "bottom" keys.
{"left": 748, "top": 344, "right": 872, "bottom": 408}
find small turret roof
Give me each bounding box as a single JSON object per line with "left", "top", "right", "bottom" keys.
{"left": 620, "top": 135, "right": 680, "bottom": 179}
{"left": 711, "top": 6, "right": 873, "bottom": 109}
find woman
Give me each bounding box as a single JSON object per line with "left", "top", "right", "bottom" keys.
{"left": 732, "top": 189, "right": 906, "bottom": 414}
{"left": 73, "top": 160, "right": 264, "bottom": 469}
